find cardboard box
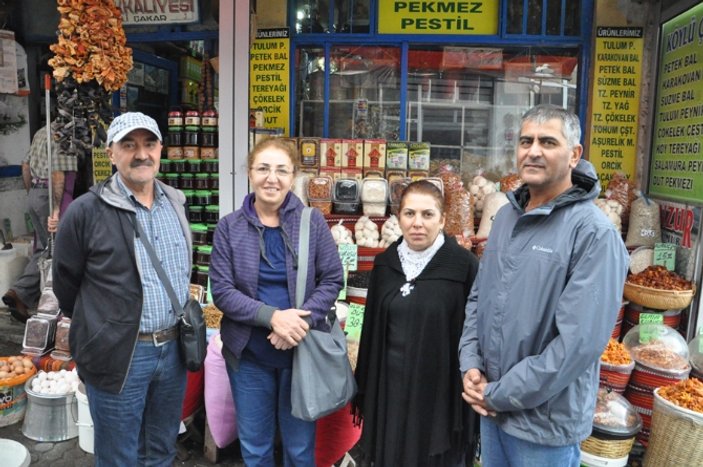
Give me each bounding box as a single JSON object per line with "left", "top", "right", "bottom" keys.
{"left": 342, "top": 139, "right": 364, "bottom": 169}
{"left": 249, "top": 108, "right": 264, "bottom": 128}
{"left": 385, "top": 141, "right": 408, "bottom": 170}
{"left": 319, "top": 166, "right": 342, "bottom": 181}
{"left": 320, "top": 139, "right": 342, "bottom": 168}
{"left": 364, "top": 139, "right": 386, "bottom": 170}
{"left": 340, "top": 168, "right": 363, "bottom": 182}
{"left": 363, "top": 169, "right": 385, "bottom": 178}
{"left": 408, "top": 142, "right": 431, "bottom": 170}
{"left": 299, "top": 138, "right": 320, "bottom": 168}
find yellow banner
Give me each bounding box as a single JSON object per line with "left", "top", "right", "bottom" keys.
{"left": 589, "top": 27, "right": 644, "bottom": 189}
{"left": 249, "top": 28, "right": 290, "bottom": 135}
{"left": 378, "top": 1, "right": 498, "bottom": 35}
{"left": 92, "top": 148, "right": 112, "bottom": 185}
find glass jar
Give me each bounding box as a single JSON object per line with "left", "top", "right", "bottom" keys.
{"left": 191, "top": 224, "right": 208, "bottom": 245}
{"left": 201, "top": 128, "right": 218, "bottom": 147}
{"left": 160, "top": 159, "right": 172, "bottom": 173}
{"left": 188, "top": 205, "right": 204, "bottom": 223}
{"left": 183, "top": 145, "right": 200, "bottom": 159}
{"left": 180, "top": 173, "right": 194, "bottom": 189}
{"left": 184, "top": 126, "right": 200, "bottom": 146}
{"left": 167, "top": 128, "right": 183, "bottom": 147}
{"left": 194, "top": 173, "right": 210, "bottom": 190}
{"left": 193, "top": 190, "right": 212, "bottom": 206}
{"left": 202, "top": 109, "right": 218, "bottom": 127}
{"left": 168, "top": 108, "right": 184, "bottom": 127}
{"left": 182, "top": 189, "right": 195, "bottom": 206}
{"left": 211, "top": 190, "right": 219, "bottom": 204}
{"left": 207, "top": 224, "right": 217, "bottom": 244}
{"left": 209, "top": 173, "right": 219, "bottom": 189}
{"left": 204, "top": 205, "right": 220, "bottom": 223}
{"left": 184, "top": 110, "right": 201, "bottom": 127}
{"left": 195, "top": 245, "right": 213, "bottom": 266}
{"left": 171, "top": 159, "right": 186, "bottom": 173}
{"left": 194, "top": 265, "right": 210, "bottom": 288}
{"left": 165, "top": 173, "right": 180, "bottom": 187}
{"left": 185, "top": 159, "right": 202, "bottom": 173}
{"left": 202, "top": 159, "right": 219, "bottom": 173}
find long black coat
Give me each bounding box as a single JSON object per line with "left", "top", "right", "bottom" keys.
{"left": 353, "top": 235, "right": 479, "bottom": 466}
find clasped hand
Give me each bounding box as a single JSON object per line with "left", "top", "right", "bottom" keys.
{"left": 462, "top": 368, "right": 497, "bottom": 417}
{"left": 267, "top": 308, "right": 311, "bottom": 350}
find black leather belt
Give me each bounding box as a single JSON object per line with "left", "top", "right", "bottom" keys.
{"left": 138, "top": 326, "right": 178, "bottom": 346}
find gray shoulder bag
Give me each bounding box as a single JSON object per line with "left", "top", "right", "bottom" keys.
{"left": 290, "top": 207, "right": 356, "bottom": 421}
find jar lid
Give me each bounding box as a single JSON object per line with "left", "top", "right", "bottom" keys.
{"left": 169, "top": 110, "right": 183, "bottom": 116}
{"left": 168, "top": 126, "right": 183, "bottom": 131}
{"left": 207, "top": 223, "right": 217, "bottom": 230}
{"left": 205, "top": 205, "right": 219, "bottom": 212}
{"left": 623, "top": 324, "right": 690, "bottom": 374}
{"left": 190, "top": 224, "right": 208, "bottom": 232}
{"left": 182, "top": 189, "right": 195, "bottom": 195}
{"left": 181, "top": 173, "right": 194, "bottom": 178}
{"left": 202, "top": 158, "right": 219, "bottom": 162}
{"left": 195, "top": 173, "right": 209, "bottom": 178}
{"left": 184, "top": 126, "right": 200, "bottom": 131}
{"left": 210, "top": 173, "right": 219, "bottom": 178}
{"left": 195, "top": 190, "right": 212, "bottom": 196}
{"left": 189, "top": 205, "right": 204, "bottom": 211}
{"left": 188, "top": 159, "right": 202, "bottom": 164}
{"left": 592, "top": 387, "right": 642, "bottom": 438}
{"left": 186, "top": 110, "right": 200, "bottom": 116}
{"left": 202, "top": 109, "right": 217, "bottom": 117}
{"left": 172, "top": 159, "right": 186, "bottom": 164}
{"left": 197, "top": 245, "right": 213, "bottom": 253}
{"left": 196, "top": 265, "right": 210, "bottom": 272}
{"left": 201, "top": 126, "right": 217, "bottom": 132}
{"left": 166, "top": 173, "right": 179, "bottom": 179}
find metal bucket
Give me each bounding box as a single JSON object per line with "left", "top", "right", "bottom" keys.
{"left": 21, "top": 375, "right": 78, "bottom": 441}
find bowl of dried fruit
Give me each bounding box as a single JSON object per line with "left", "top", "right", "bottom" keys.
{"left": 623, "top": 265, "right": 695, "bottom": 310}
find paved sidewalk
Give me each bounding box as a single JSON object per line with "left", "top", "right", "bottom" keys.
{"left": 0, "top": 310, "right": 247, "bottom": 466}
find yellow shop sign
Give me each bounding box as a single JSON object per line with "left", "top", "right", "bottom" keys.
{"left": 378, "top": 1, "right": 498, "bottom": 35}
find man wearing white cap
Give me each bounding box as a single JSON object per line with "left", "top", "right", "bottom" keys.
{"left": 52, "top": 112, "right": 192, "bottom": 466}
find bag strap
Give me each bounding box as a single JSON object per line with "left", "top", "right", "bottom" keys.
{"left": 132, "top": 217, "right": 185, "bottom": 317}
{"left": 296, "top": 207, "right": 312, "bottom": 309}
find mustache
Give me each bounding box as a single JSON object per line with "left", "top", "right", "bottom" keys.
{"left": 130, "top": 160, "right": 154, "bottom": 168}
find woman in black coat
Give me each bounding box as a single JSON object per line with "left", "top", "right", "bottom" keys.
{"left": 353, "top": 180, "right": 480, "bottom": 466}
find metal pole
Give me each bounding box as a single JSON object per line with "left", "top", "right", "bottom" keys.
{"left": 44, "top": 73, "right": 53, "bottom": 256}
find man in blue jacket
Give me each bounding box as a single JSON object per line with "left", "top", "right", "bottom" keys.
{"left": 459, "top": 104, "right": 628, "bottom": 466}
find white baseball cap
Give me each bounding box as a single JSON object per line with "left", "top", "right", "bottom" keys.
{"left": 106, "top": 112, "right": 163, "bottom": 146}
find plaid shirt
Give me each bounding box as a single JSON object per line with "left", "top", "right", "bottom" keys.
{"left": 25, "top": 124, "right": 78, "bottom": 179}
{"left": 116, "top": 176, "right": 190, "bottom": 333}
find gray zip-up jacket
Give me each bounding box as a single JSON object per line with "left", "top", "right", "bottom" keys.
{"left": 459, "top": 160, "right": 628, "bottom": 446}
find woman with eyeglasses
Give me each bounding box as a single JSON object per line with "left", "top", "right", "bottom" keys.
{"left": 353, "top": 180, "right": 480, "bottom": 466}
{"left": 210, "top": 138, "right": 344, "bottom": 466}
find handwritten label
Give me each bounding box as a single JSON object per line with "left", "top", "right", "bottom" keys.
{"left": 345, "top": 303, "right": 365, "bottom": 341}
{"left": 337, "top": 268, "right": 348, "bottom": 301}
{"left": 653, "top": 242, "right": 676, "bottom": 271}
{"left": 639, "top": 312, "right": 664, "bottom": 344}
{"left": 338, "top": 244, "right": 358, "bottom": 271}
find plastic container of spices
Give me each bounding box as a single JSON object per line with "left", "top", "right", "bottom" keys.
{"left": 185, "top": 159, "right": 202, "bottom": 173}
{"left": 204, "top": 205, "right": 220, "bottom": 223}
{"left": 333, "top": 179, "right": 360, "bottom": 214}
{"left": 180, "top": 173, "right": 194, "bottom": 190}
{"left": 307, "top": 176, "right": 333, "bottom": 215}
{"left": 194, "top": 173, "right": 210, "bottom": 190}
{"left": 361, "top": 178, "right": 389, "bottom": 217}
{"left": 188, "top": 206, "right": 204, "bottom": 223}
{"left": 160, "top": 159, "right": 172, "bottom": 173}
{"left": 389, "top": 177, "right": 411, "bottom": 215}
{"left": 164, "top": 173, "right": 180, "bottom": 187}
{"left": 195, "top": 245, "right": 213, "bottom": 266}
{"left": 193, "top": 190, "right": 212, "bottom": 206}
{"left": 202, "top": 159, "right": 219, "bottom": 173}
{"left": 191, "top": 223, "right": 208, "bottom": 246}
{"left": 171, "top": 159, "right": 186, "bottom": 173}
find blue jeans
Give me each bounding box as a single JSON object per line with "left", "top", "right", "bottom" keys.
{"left": 480, "top": 417, "right": 580, "bottom": 467}
{"left": 226, "top": 356, "right": 316, "bottom": 467}
{"left": 85, "top": 339, "right": 186, "bottom": 467}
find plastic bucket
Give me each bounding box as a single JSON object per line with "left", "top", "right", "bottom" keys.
{"left": 0, "top": 439, "right": 30, "bottom": 467}
{"left": 75, "top": 383, "right": 94, "bottom": 454}
{"left": 580, "top": 450, "right": 629, "bottom": 466}
{"left": 21, "top": 375, "right": 78, "bottom": 441}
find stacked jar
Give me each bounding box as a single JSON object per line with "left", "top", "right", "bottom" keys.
{"left": 167, "top": 108, "right": 184, "bottom": 159}
{"left": 183, "top": 110, "right": 201, "bottom": 159}
{"left": 200, "top": 109, "right": 218, "bottom": 159}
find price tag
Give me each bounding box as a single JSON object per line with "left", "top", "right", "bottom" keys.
{"left": 639, "top": 312, "right": 664, "bottom": 344}
{"left": 653, "top": 243, "right": 676, "bottom": 271}
{"left": 337, "top": 267, "right": 348, "bottom": 301}
{"left": 338, "top": 244, "right": 358, "bottom": 271}
{"left": 344, "top": 303, "right": 365, "bottom": 341}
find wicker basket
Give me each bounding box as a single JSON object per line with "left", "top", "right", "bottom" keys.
{"left": 581, "top": 435, "right": 636, "bottom": 459}
{"left": 643, "top": 388, "right": 703, "bottom": 466}
{"left": 623, "top": 282, "right": 695, "bottom": 310}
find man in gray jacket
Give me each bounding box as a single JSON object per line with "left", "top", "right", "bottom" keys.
{"left": 459, "top": 104, "right": 628, "bottom": 466}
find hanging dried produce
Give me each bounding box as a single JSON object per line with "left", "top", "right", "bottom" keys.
{"left": 48, "top": 0, "right": 132, "bottom": 92}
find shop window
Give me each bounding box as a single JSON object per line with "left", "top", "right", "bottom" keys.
{"left": 296, "top": 45, "right": 400, "bottom": 139}
{"left": 507, "top": 0, "right": 581, "bottom": 36}
{"left": 295, "top": 0, "right": 370, "bottom": 33}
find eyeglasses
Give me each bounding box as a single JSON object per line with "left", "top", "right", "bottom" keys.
{"left": 251, "top": 166, "right": 294, "bottom": 177}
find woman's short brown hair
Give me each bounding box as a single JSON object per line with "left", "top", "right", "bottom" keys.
{"left": 247, "top": 137, "right": 300, "bottom": 172}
